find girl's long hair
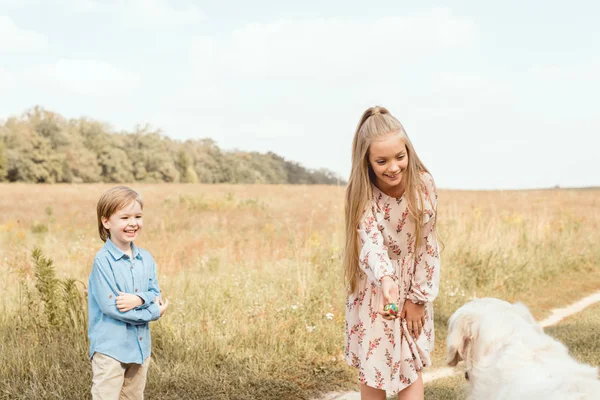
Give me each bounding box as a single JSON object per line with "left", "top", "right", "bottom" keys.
{"left": 343, "top": 106, "right": 431, "bottom": 294}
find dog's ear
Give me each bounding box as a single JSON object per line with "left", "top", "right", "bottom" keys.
{"left": 446, "top": 314, "right": 473, "bottom": 366}
{"left": 447, "top": 336, "right": 471, "bottom": 366}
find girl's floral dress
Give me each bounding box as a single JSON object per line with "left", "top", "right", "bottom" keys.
{"left": 345, "top": 172, "right": 440, "bottom": 394}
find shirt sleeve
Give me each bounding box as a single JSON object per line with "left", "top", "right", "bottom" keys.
{"left": 357, "top": 200, "right": 397, "bottom": 286}
{"left": 407, "top": 174, "right": 441, "bottom": 304}
{"left": 135, "top": 254, "right": 161, "bottom": 310}
{"left": 90, "top": 258, "right": 161, "bottom": 324}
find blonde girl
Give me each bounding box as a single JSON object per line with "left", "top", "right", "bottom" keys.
{"left": 343, "top": 106, "right": 441, "bottom": 400}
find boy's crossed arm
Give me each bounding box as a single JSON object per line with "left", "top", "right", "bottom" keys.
{"left": 90, "top": 259, "right": 167, "bottom": 324}
{"left": 116, "top": 291, "right": 169, "bottom": 316}
{"left": 116, "top": 292, "right": 144, "bottom": 312}
{"left": 127, "top": 258, "right": 161, "bottom": 311}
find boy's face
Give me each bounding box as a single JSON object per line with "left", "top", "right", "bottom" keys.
{"left": 102, "top": 200, "right": 143, "bottom": 250}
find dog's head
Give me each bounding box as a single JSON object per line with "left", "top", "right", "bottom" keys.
{"left": 446, "top": 298, "right": 541, "bottom": 368}
{"left": 446, "top": 303, "right": 479, "bottom": 367}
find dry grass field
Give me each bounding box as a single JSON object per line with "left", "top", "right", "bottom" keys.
{"left": 0, "top": 183, "right": 599, "bottom": 399}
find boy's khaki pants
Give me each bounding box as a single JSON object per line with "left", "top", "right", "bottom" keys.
{"left": 91, "top": 352, "right": 150, "bottom": 400}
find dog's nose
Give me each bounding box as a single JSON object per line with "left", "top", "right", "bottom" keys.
{"left": 465, "top": 371, "right": 469, "bottom": 380}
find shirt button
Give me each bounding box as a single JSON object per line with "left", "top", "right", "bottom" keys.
{"left": 135, "top": 289, "right": 138, "bottom": 292}
{"left": 139, "top": 337, "right": 143, "bottom": 341}
{"left": 109, "top": 295, "right": 113, "bottom": 299}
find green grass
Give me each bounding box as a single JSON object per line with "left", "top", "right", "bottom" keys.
{"left": 545, "top": 302, "right": 600, "bottom": 368}
{"left": 424, "top": 375, "right": 466, "bottom": 400}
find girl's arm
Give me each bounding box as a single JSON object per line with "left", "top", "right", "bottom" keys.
{"left": 357, "top": 202, "right": 397, "bottom": 286}
{"left": 407, "top": 175, "right": 441, "bottom": 304}
{"left": 134, "top": 254, "right": 161, "bottom": 310}
{"left": 90, "top": 258, "right": 161, "bottom": 324}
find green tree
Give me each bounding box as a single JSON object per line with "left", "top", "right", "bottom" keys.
{"left": 128, "top": 129, "right": 179, "bottom": 182}
{"left": 27, "top": 107, "right": 71, "bottom": 150}
{"left": 0, "top": 107, "right": 345, "bottom": 185}
{"left": 63, "top": 147, "right": 102, "bottom": 183}
{"left": 4, "top": 122, "right": 64, "bottom": 183}
{"left": 175, "top": 150, "right": 198, "bottom": 183}
{"left": 188, "top": 139, "right": 227, "bottom": 183}
{"left": 98, "top": 147, "right": 135, "bottom": 183}
{"left": 0, "top": 138, "right": 6, "bottom": 181}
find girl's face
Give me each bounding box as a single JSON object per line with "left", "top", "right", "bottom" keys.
{"left": 102, "top": 200, "right": 143, "bottom": 251}
{"left": 368, "top": 133, "right": 409, "bottom": 195}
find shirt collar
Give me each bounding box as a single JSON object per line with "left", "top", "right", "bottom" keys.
{"left": 131, "top": 242, "right": 142, "bottom": 260}
{"left": 104, "top": 238, "right": 142, "bottom": 261}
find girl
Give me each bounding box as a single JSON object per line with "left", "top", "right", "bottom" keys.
{"left": 343, "top": 106, "right": 441, "bottom": 400}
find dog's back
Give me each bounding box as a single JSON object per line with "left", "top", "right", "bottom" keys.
{"left": 473, "top": 330, "right": 600, "bottom": 399}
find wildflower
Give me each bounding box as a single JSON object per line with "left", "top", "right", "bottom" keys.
{"left": 306, "top": 325, "right": 316, "bottom": 333}
{"left": 325, "top": 313, "right": 334, "bottom": 320}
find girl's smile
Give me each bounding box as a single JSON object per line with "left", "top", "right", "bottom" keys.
{"left": 384, "top": 171, "right": 402, "bottom": 180}
{"left": 368, "top": 133, "right": 409, "bottom": 197}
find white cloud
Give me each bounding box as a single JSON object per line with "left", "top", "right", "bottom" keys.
{"left": 239, "top": 119, "right": 304, "bottom": 139}
{"left": 0, "top": 0, "right": 27, "bottom": 7}
{"left": 24, "top": 59, "right": 140, "bottom": 97}
{"left": 433, "top": 72, "right": 510, "bottom": 94}
{"left": 531, "top": 60, "right": 600, "bottom": 82}
{"left": 407, "top": 71, "right": 514, "bottom": 118}
{"left": 190, "top": 8, "right": 476, "bottom": 80}
{"left": 70, "top": 0, "right": 205, "bottom": 27}
{"left": 152, "top": 9, "right": 481, "bottom": 176}
{"left": 0, "top": 15, "right": 48, "bottom": 52}
{"left": 0, "top": 67, "right": 16, "bottom": 89}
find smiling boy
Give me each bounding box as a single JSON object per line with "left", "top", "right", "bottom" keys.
{"left": 88, "top": 186, "right": 168, "bottom": 399}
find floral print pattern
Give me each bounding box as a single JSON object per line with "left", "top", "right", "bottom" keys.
{"left": 345, "top": 172, "right": 440, "bottom": 394}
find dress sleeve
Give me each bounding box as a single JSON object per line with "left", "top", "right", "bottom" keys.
{"left": 407, "top": 173, "right": 441, "bottom": 304}
{"left": 357, "top": 200, "right": 397, "bottom": 286}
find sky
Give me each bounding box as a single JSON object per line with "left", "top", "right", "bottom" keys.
{"left": 1, "top": 0, "right": 599, "bottom": 189}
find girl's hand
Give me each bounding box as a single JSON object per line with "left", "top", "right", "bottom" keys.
{"left": 401, "top": 300, "right": 426, "bottom": 338}
{"left": 378, "top": 276, "right": 399, "bottom": 320}
{"left": 116, "top": 291, "right": 143, "bottom": 312}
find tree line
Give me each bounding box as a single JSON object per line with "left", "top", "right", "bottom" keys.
{"left": 0, "top": 107, "right": 343, "bottom": 185}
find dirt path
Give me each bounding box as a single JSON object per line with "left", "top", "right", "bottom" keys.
{"left": 320, "top": 290, "right": 600, "bottom": 400}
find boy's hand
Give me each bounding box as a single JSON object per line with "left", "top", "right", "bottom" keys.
{"left": 158, "top": 297, "right": 169, "bottom": 317}
{"left": 116, "top": 291, "right": 144, "bottom": 312}
{"left": 401, "top": 300, "right": 426, "bottom": 339}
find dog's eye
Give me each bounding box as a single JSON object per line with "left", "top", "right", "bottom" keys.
{"left": 465, "top": 371, "right": 469, "bottom": 380}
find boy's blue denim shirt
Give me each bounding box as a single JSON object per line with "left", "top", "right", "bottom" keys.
{"left": 88, "top": 238, "right": 161, "bottom": 364}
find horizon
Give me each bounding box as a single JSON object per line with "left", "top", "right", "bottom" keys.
{"left": 1, "top": 0, "right": 599, "bottom": 190}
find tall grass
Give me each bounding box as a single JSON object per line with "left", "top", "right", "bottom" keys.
{"left": 0, "top": 184, "right": 598, "bottom": 399}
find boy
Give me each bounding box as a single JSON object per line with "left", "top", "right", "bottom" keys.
{"left": 88, "top": 186, "right": 168, "bottom": 399}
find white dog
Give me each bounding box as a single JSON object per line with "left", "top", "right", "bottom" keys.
{"left": 446, "top": 298, "right": 600, "bottom": 400}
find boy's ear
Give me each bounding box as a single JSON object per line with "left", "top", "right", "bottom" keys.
{"left": 101, "top": 217, "right": 110, "bottom": 230}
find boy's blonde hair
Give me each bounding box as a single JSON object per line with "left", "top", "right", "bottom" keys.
{"left": 343, "top": 106, "right": 432, "bottom": 294}
{"left": 97, "top": 186, "right": 144, "bottom": 242}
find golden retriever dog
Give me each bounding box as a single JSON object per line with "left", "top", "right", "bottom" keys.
{"left": 446, "top": 298, "right": 600, "bottom": 400}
